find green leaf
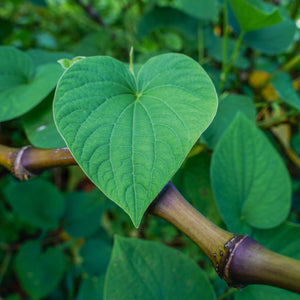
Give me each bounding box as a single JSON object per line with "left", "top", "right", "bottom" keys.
{"left": 172, "top": 152, "right": 222, "bottom": 224}
{"left": 211, "top": 114, "right": 291, "bottom": 234}
{"left": 137, "top": 7, "right": 198, "bottom": 40}
{"left": 63, "top": 190, "right": 105, "bottom": 238}
{"left": 0, "top": 46, "right": 63, "bottom": 122}
{"left": 15, "top": 241, "right": 65, "bottom": 300}
{"left": 175, "top": 0, "right": 218, "bottom": 20}
{"left": 104, "top": 236, "right": 216, "bottom": 300}
{"left": 77, "top": 276, "right": 105, "bottom": 300}
{"left": 54, "top": 53, "right": 218, "bottom": 227}
{"left": 243, "top": 18, "right": 296, "bottom": 54}
{"left": 234, "top": 222, "right": 300, "bottom": 300}
{"left": 58, "top": 56, "right": 86, "bottom": 70}
{"left": 253, "top": 222, "right": 300, "bottom": 258}
{"left": 229, "top": 0, "right": 283, "bottom": 32}
{"left": 79, "top": 237, "right": 112, "bottom": 276}
{"left": 22, "top": 92, "right": 66, "bottom": 149}
{"left": 4, "top": 178, "right": 65, "bottom": 230}
{"left": 271, "top": 72, "right": 300, "bottom": 110}
{"left": 234, "top": 285, "right": 300, "bottom": 300}
{"left": 202, "top": 94, "right": 256, "bottom": 149}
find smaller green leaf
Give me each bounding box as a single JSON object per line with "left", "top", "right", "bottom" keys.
{"left": 22, "top": 92, "right": 66, "bottom": 149}
{"left": 211, "top": 114, "right": 291, "bottom": 234}
{"left": 0, "top": 46, "right": 63, "bottom": 122}
{"left": 58, "top": 56, "right": 86, "bottom": 70}
{"left": 79, "top": 237, "right": 112, "bottom": 276}
{"left": 253, "top": 222, "right": 300, "bottom": 258}
{"left": 77, "top": 276, "right": 105, "bottom": 300}
{"left": 175, "top": 0, "right": 218, "bottom": 20}
{"left": 4, "top": 178, "right": 65, "bottom": 230}
{"left": 229, "top": 0, "right": 283, "bottom": 32}
{"left": 15, "top": 241, "right": 65, "bottom": 300}
{"left": 271, "top": 72, "right": 300, "bottom": 110}
{"left": 202, "top": 94, "right": 256, "bottom": 149}
{"left": 63, "top": 190, "right": 106, "bottom": 238}
{"left": 104, "top": 236, "right": 216, "bottom": 300}
{"left": 243, "top": 18, "right": 296, "bottom": 54}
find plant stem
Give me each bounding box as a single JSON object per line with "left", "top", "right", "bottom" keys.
{"left": 73, "top": 0, "right": 106, "bottom": 27}
{"left": 198, "top": 21, "right": 204, "bottom": 64}
{"left": 282, "top": 54, "right": 300, "bottom": 72}
{"left": 0, "top": 145, "right": 18, "bottom": 171}
{"left": 219, "top": 31, "right": 245, "bottom": 92}
{"left": 257, "top": 110, "right": 300, "bottom": 128}
{"left": 226, "top": 236, "right": 300, "bottom": 293}
{"left": 1, "top": 145, "right": 300, "bottom": 293}
{"left": 290, "top": 0, "right": 300, "bottom": 19}
{"left": 221, "top": 0, "right": 228, "bottom": 78}
{"left": 149, "top": 182, "right": 300, "bottom": 294}
{"left": 218, "top": 288, "right": 238, "bottom": 300}
{"left": 149, "top": 182, "right": 234, "bottom": 269}
{"left": 0, "top": 145, "right": 76, "bottom": 180}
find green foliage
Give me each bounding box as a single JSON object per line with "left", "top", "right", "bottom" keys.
{"left": 15, "top": 241, "right": 65, "bottom": 299}
{"left": 229, "top": 0, "right": 283, "bottom": 33}
{"left": 0, "top": 47, "right": 63, "bottom": 122}
{"left": 104, "top": 236, "right": 216, "bottom": 299}
{"left": 4, "top": 178, "right": 65, "bottom": 230}
{"left": 211, "top": 114, "right": 291, "bottom": 234}
{"left": 53, "top": 53, "right": 217, "bottom": 227}
{"left": 271, "top": 72, "right": 300, "bottom": 110}
{"left": 0, "top": 0, "right": 300, "bottom": 299}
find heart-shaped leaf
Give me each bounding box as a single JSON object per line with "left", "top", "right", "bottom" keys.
{"left": 15, "top": 241, "right": 65, "bottom": 300}
{"left": 0, "top": 46, "right": 63, "bottom": 122}
{"left": 54, "top": 53, "right": 218, "bottom": 227}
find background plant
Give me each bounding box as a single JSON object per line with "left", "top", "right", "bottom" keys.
{"left": 0, "top": 0, "right": 300, "bottom": 299}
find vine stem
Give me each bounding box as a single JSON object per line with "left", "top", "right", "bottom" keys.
{"left": 0, "top": 145, "right": 300, "bottom": 293}
{"left": 149, "top": 182, "right": 300, "bottom": 294}
{"left": 219, "top": 31, "right": 245, "bottom": 92}
{"left": 290, "top": 0, "right": 300, "bottom": 19}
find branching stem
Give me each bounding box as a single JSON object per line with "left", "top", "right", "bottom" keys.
{"left": 0, "top": 145, "right": 300, "bottom": 293}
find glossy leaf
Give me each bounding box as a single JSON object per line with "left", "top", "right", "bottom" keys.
{"left": 202, "top": 94, "right": 256, "bottom": 149}
{"left": 63, "top": 190, "right": 105, "bottom": 238}
{"left": 271, "top": 72, "right": 300, "bottom": 110}
{"left": 54, "top": 53, "right": 218, "bottom": 227}
{"left": 22, "top": 92, "right": 66, "bottom": 149}
{"left": 104, "top": 236, "right": 216, "bottom": 300}
{"left": 229, "top": 0, "right": 282, "bottom": 33}
{"left": 211, "top": 114, "right": 291, "bottom": 234}
{"left": 15, "top": 241, "right": 65, "bottom": 300}
{"left": 175, "top": 0, "right": 218, "bottom": 20}
{"left": 0, "top": 46, "right": 63, "bottom": 121}
{"left": 4, "top": 178, "right": 65, "bottom": 230}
